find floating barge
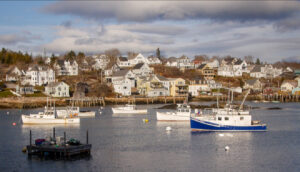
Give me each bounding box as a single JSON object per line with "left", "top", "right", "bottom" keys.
{"left": 26, "top": 128, "right": 91, "bottom": 159}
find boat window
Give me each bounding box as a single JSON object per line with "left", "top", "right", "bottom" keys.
{"left": 218, "top": 117, "right": 222, "bottom": 121}
{"left": 225, "top": 117, "right": 229, "bottom": 120}
{"left": 240, "top": 117, "right": 244, "bottom": 120}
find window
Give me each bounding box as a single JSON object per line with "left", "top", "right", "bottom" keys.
{"left": 225, "top": 117, "right": 229, "bottom": 120}
{"left": 240, "top": 117, "right": 244, "bottom": 120}
{"left": 218, "top": 117, "right": 222, "bottom": 121}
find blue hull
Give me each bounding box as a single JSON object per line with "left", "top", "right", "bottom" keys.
{"left": 190, "top": 117, "right": 267, "bottom": 131}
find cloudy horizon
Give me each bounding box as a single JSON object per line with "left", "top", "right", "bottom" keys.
{"left": 1, "top": 1, "right": 300, "bottom": 62}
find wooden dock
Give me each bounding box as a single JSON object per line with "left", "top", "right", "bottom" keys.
{"left": 26, "top": 129, "right": 91, "bottom": 160}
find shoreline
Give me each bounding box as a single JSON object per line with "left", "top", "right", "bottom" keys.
{"left": 0, "top": 95, "right": 299, "bottom": 109}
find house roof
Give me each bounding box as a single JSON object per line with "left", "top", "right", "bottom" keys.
{"left": 197, "top": 64, "right": 207, "bottom": 70}
{"left": 156, "top": 75, "right": 169, "bottom": 81}
{"left": 166, "top": 57, "right": 177, "bottom": 62}
{"left": 112, "top": 69, "right": 130, "bottom": 77}
{"left": 224, "top": 58, "right": 235, "bottom": 64}
{"left": 234, "top": 59, "right": 243, "bottom": 65}
{"left": 6, "top": 66, "right": 20, "bottom": 74}
{"left": 56, "top": 60, "right": 65, "bottom": 67}
{"left": 118, "top": 57, "right": 128, "bottom": 61}
{"left": 133, "top": 63, "right": 144, "bottom": 69}
{"left": 250, "top": 65, "right": 262, "bottom": 73}
{"left": 47, "top": 82, "right": 68, "bottom": 87}
{"left": 245, "top": 79, "right": 260, "bottom": 85}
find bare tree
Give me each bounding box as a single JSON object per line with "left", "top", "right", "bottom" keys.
{"left": 244, "top": 55, "right": 254, "bottom": 64}
{"left": 105, "top": 48, "right": 121, "bottom": 68}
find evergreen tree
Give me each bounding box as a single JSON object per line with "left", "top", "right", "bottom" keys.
{"left": 156, "top": 48, "right": 161, "bottom": 59}
{"left": 255, "top": 58, "right": 261, "bottom": 65}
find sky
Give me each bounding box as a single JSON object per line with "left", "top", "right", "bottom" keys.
{"left": 1, "top": 1, "right": 300, "bottom": 62}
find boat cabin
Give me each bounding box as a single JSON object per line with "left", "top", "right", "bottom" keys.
{"left": 214, "top": 114, "right": 252, "bottom": 126}
{"left": 177, "top": 104, "right": 191, "bottom": 113}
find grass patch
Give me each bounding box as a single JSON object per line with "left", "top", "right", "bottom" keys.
{"left": 24, "top": 91, "right": 46, "bottom": 97}
{"left": 0, "top": 90, "right": 15, "bottom": 98}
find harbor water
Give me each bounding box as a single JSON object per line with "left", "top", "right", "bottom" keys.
{"left": 0, "top": 102, "right": 300, "bottom": 172}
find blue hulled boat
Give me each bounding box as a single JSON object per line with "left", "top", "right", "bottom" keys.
{"left": 190, "top": 116, "right": 267, "bottom": 131}
{"left": 190, "top": 89, "right": 267, "bottom": 131}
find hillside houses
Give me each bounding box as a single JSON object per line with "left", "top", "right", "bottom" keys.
{"left": 23, "top": 65, "right": 55, "bottom": 86}
{"left": 243, "top": 79, "right": 263, "bottom": 91}
{"left": 196, "top": 64, "right": 216, "bottom": 80}
{"left": 136, "top": 75, "right": 169, "bottom": 97}
{"left": 169, "top": 78, "right": 188, "bottom": 97}
{"left": 166, "top": 56, "right": 193, "bottom": 70}
{"left": 250, "top": 64, "right": 283, "bottom": 78}
{"left": 281, "top": 80, "right": 298, "bottom": 92}
{"left": 188, "top": 76, "right": 210, "bottom": 96}
{"left": 54, "top": 60, "right": 78, "bottom": 76}
{"left": 6, "top": 66, "right": 25, "bottom": 82}
{"left": 91, "top": 54, "right": 110, "bottom": 70}
{"left": 128, "top": 53, "right": 149, "bottom": 66}
{"left": 117, "top": 57, "right": 131, "bottom": 67}
{"left": 132, "top": 63, "right": 153, "bottom": 77}
{"left": 45, "top": 81, "right": 70, "bottom": 97}
{"left": 218, "top": 58, "right": 248, "bottom": 77}
{"left": 147, "top": 56, "right": 162, "bottom": 65}
{"left": 109, "top": 69, "right": 136, "bottom": 96}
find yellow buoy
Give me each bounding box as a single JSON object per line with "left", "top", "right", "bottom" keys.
{"left": 143, "top": 118, "right": 149, "bottom": 123}
{"left": 22, "top": 147, "right": 27, "bottom": 153}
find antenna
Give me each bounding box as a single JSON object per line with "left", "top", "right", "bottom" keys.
{"left": 43, "top": 48, "right": 46, "bottom": 58}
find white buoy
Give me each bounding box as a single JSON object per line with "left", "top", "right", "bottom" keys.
{"left": 7, "top": 112, "right": 9, "bottom": 115}
{"left": 225, "top": 146, "right": 230, "bottom": 151}
{"left": 166, "top": 126, "right": 172, "bottom": 131}
{"left": 219, "top": 133, "right": 224, "bottom": 137}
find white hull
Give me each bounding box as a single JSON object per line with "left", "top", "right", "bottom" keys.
{"left": 22, "top": 115, "right": 80, "bottom": 124}
{"left": 112, "top": 108, "right": 147, "bottom": 114}
{"left": 79, "top": 111, "right": 95, "bottom": 117}
{"left": 156, "top": 112, "right": 190, "bottom": 121}
{"left": 56, "top": 110, "right": 95, "bottom": 118}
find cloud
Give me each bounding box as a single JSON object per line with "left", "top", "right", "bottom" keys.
{"left": 274, "top": 14, "right": 300, "bottom": 32}
{"left": 43, "top": 1, "right": 300, "bottom": 22}
{"left": 283, "top": 56, "right": 300, "bottom": 62}
{"left": 0, "top": 32, "right": 41, "bottom": 45}
{"left": 60, "top": 20, "right": 72, "bottom": 28}
{"left": 125, "top": 24, "right": 188, "bottom": 35}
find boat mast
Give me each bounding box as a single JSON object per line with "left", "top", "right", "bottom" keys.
{"left": 217, "top": 88, "right": 219, "bottom": 110}
{"left": 239, "top": 89, "right": 250, "bottom": 111}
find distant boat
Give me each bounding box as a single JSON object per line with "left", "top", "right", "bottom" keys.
{"left": 22, "top": 98, "right": 80, "bottom": 124}
{"left": 156, "top": 104, "right": 191, "bottom": 121}
{"left": 56, "top": 107, "right": 95, "bottom": 118}
{"left": 191, "top": 89, "right": 267, "bottom": 131}
{"left": 272, "top": 101, "right": 280, "bottom": 103}
{"left": 22, "top": 107, "right": 80, "bottom": 124}
{"left": 112, "top": 104, "right": 147, "bottom": 114}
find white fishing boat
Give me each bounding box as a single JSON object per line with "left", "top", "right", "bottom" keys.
{"left": 56, "top": 107, "right": 95, "bottom": 118}
{"left": 112, "top": 104, "right": 147, "bottom": 114}
{"left": 156, "top": 104, "right": 191, "bottom": 121}
{"left": 21, "top": 107, "right": 80, "bottom": 124}
{"left": 22, "top": 98, "right": 80, "bottom": 124}
{"left": 191, "top": 90, "right": 267, "bottom": 131}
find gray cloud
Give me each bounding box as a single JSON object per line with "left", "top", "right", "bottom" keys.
{"left": 126, "top": 24, "right": 188, "bottom": 35}
{"left": 0, "top": 33, "right": 41, "bottom": 45}
{"left": 43, "top": 1, "right": 300, "bottom": 22}
{"left": 61, "top": 20, "right": 72, "bottom": 28}
{"left": 274, "top": 14, "right": 300, "bottom": 32}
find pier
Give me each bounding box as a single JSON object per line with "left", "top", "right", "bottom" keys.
{"left": 26, "top": 129, "right": 91, "bottom": 160}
